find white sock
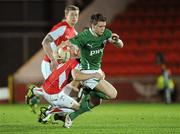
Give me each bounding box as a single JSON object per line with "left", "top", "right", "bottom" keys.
{"left": 46, "top": 106, "right": 74, "bottom": 115}
{"left": 33, "top": 87, "right": 44, "bottom": 96}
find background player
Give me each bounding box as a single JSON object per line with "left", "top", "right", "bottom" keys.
{"left": 41, "top": 5, "right": 79, "bottom": 79}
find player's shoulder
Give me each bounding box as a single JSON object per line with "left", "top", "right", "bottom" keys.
{"left": 105, "top": 28, "right": 112, "bottom": 33}
{"left": 78, "top": 28, "right": 91, "bottom": 37}
{"left": 55, "top": 21, "right": 67, "bottom": 26}
{"left": 104, "top": 28, "right": 112, "bottom": 38}
{"left": 51, "top": 21, "right": 67, "bottom": 31}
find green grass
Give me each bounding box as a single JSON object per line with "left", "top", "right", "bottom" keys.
{"left": 0, "top": 103, "right": 180, "bottom": 134}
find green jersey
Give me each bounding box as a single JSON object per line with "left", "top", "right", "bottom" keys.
{"left": 70, "top": 28, "right": 112, "bottom": 70}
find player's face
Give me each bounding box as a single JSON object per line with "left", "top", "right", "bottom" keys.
{"left": 92, "top": 21, "right": 106, "bottom": 36}
{"left": 66, "top": 10, "right": 79, "bottom": 26}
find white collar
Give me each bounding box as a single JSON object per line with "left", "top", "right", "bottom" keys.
{"left": 89, "top": 28, "right": 98, "bottom": 37}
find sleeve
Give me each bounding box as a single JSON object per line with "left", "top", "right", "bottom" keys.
{"left": 48, "top": 25, "right": 66, "bottom": 40}
{"left": 69, "top": 31, "right": 86, "bottom": 48}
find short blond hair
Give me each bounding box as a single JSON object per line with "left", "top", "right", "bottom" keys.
{"left": 65, "top": 5, "right": 79, "bottom": 14}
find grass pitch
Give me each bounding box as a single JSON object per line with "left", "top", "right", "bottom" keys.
{"left": 0, "top": 103, "right": 180, "bottom": 134}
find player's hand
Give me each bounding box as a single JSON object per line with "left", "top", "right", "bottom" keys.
{"left": 111, "top": 33, "right": 123, "bottom": 48}
{"left": 111, "top": 33, "right": 119, "bottom": 43}
{"left": 53, "top": 50, "right": 60, "bottom": 60}
{"left": 50, "top": 59, "right": 58, "bottom": 71}
{"left": 66, "top": 83, "right": 79, "bottom": 92}
{"left": 70, "top": 45, "right": 79, "bottom": 56}
{"left": 101, "top": 71, "right": 105, "bottom": 79}
{"left": 94, "top": 72, "right": 105, "bottom": 80}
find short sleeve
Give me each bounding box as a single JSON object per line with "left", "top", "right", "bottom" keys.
{"left": 49, "top": 25, "right": 66, "bottom": 40}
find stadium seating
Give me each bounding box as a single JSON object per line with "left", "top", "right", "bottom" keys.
{"left": 103, "top": 0, "right": 180, "bottom": 76}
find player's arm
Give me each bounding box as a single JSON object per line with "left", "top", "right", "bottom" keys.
{"left": 108, "top": 33, "right": 124, "bottom": 48}
{"left": 42, "top": 34, "right": 58, "bottom": 70}
{"left": 66, "top": 80, "right": 81, "bottom": 92}
{"left": 42, "top": 34, "right": 56, "bottom": 61}
{"left": 59, "top": 40, "right": 79, "bottom": 51}
{"left": 71, "top": 69, "right": 105, "bottom": 81}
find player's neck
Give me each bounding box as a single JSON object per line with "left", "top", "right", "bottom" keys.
{"left": 66, "top": 20, "right": 75, "bottom": 27}
{"left": 89, "top": 28, "right": 98, "bottom": 37}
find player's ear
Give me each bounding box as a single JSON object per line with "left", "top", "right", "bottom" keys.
{"left": 91, "top": 23, "right": 95, "bottom": 30}
{"left": 65, "top": 10, "right": 69, "bottom": 19}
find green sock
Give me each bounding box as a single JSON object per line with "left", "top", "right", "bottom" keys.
{"left": 69, "top": 90, "right": 107, "bottom": 121}
{"left": 90, "top": 90, "right": 109, "bottom": 100}
{"left": 69, "top": 94, "right": 94, "bottom": 121}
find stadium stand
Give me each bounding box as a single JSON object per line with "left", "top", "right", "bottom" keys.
{"left": 103, "top": 0, "right": 180, "bottom": 76}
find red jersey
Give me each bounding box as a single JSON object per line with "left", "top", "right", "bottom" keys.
{"left": 44, "top": 21, "right": 77, "bottom": 62}
{"left": 43, "top": 59, "right": 79, "bottom": 94}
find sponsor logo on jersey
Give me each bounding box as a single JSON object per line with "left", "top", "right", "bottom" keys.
{"left": 87, "top": 43, "right": 93, "bottom": 48}
{"left": 90, "top": 48, "right": 103, "bottom": 56}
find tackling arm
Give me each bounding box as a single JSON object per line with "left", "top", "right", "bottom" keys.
{"left": 66, "top": 81, "right": 80, "bottom": 92}
{"left": 71, "top": 69, "right": 104, "bottom": 81}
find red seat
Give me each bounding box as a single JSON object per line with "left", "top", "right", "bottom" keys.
{"left": 105, "top": 0, "right": 180, "bottom": 76}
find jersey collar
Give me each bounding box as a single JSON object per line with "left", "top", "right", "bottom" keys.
{"left": 89, "top": 28, "right": 98, "bottom": 37}
{"left": 64, "top": 21, "right": 73, "bottom": 28}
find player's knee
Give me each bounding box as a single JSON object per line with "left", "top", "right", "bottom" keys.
{"left": 73, "top": 103, "right": 80, "bottom": 110}
{"left": 90, "top": 97, "right": 102, "bottom": 106}
{"left": 109, "top": 90, "right": 117, "bottom": 99}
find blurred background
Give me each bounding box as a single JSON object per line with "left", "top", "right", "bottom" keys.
{"left": 0, "top": 0, "right": 180, "bottom": 103}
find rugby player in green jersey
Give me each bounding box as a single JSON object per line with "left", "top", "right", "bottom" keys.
{"left": 59, "top": 13, "right": 124, "bottom": 128}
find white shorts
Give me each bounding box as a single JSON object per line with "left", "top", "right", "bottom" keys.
{"left": 41, "top": 60, "right": 52, "bottom": 79}
{"left": 81, "top": 69, "right": 102, "bottom": 89}
{"left": 43, "top": 86, "right": 76, "bottom": 108}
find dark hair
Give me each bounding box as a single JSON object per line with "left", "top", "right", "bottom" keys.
{"left": 90, "top": 13, "right": 107, "bottom": 25}
{"left": 65, "top": 5, "right": 79, "bottom": 14}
